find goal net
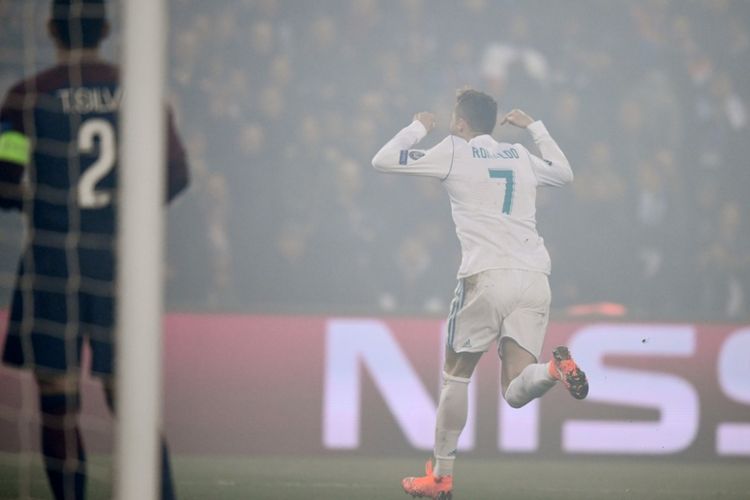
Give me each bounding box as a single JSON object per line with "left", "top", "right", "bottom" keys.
{"left": 0, "top": 1, "right": 168, "bottom": 498}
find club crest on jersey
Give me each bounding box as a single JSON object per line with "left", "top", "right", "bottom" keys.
{"left": 399, "top": 150, "right": 425, "bottom": 165}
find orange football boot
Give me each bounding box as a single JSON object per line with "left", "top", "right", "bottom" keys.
{"left": 549, "top": 346, "right": 589, "bottom": 399}
{"left": 401, "top": 459, "right": 453, "bottom": 499}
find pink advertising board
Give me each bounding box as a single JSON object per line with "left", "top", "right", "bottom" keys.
{"left": 1, "top": 313, "right": 748, "bottom": 459}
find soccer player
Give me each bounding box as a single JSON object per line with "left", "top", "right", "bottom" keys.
{"left": 372, "top": 89, "right": 588, "bottom": 499}
{"left": 0, "top": 1, "right": 189, "bottom": 499}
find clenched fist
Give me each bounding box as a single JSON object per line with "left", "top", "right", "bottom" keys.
{"left": 500, "top": 109, "right": 535, "bottom": 129}
{"left": 413, "top": 111, "right": 436, "bottom": 133}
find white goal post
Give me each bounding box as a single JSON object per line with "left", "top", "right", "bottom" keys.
{"left": 114, "top": 0, "right": 168, "bottom": 499}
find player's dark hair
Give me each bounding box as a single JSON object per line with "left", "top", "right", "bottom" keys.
{"left": 50, "top": 0, "right": 108, "bottom": 50}
{"left": 455, "top": 89, "right": 497, "bottom": 135}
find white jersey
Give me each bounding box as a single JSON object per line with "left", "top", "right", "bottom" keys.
{"left": 372, "top": 120, "right": 573, "bottom": 278}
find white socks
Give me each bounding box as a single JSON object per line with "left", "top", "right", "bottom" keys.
{"left": 432, "top": 364, "right": 557, "bottom": 477}
{"left": 433, "top": 372, "right": 470, "bottom": 477}
{"left": 503, "top": 362, "right": 557, "bottom": 408}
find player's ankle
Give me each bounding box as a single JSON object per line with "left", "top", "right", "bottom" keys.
{"left": 433, "top": 456, "right": 454, "bottom": 477}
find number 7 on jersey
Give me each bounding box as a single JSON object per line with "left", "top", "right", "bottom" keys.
{"left": 488, "top": 168, "right": 514, "bottom": 215}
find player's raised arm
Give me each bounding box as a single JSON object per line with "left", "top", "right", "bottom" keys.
{"left": 371, "top": 112, "right": 453, "bottom": 179}
{"left": 502, "top": 108, "right": 573, "bottom": 187}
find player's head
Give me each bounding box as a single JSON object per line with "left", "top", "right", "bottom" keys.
{"left": 48, "top": 0, "right": 109, "bottom": 51}
{"left": 450, "top": 88, "right": 498, "bottom": 138}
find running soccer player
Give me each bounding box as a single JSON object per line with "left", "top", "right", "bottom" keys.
{"left": 372, "top": 89, "right": 588, "bottom": 500}
{"left": 0, "top": 1, "right": 189, "bottom": 499}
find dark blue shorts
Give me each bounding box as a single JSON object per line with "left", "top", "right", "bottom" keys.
{"left": 2, "top": 249, "right": 115, "bottom": 378}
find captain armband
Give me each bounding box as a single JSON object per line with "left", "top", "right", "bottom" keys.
{"left": 0, "top": 130, "right": 31, "bottom": 166}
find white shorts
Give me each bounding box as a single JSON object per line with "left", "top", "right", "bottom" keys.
{"left": 446, "top": 269, "right": 551, "bottom": 360}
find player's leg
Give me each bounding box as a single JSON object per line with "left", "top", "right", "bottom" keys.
{"left": 500, "top": 337, "right": 557, "bottom": 408}
{"left": 499, "top": 272, "right": 588, "bottom": 405}
{"left": 501, "top": 338, "right": 589, "bottom": 407}
{"left": 402, "top": 348, "right": 479, "bottom": 499}
{"left": 433, "top": 348, "right": 482, "bottom": 476}
{"left": 403, "top": 276, "right": 491, "bottom": 499}
{"left": 6, "top": 278, "right": 89, "bottom": 499}
{"left": 434, "top": 275, "right": 490, "bottom": 478}
{"left": 499, "top": 271, "right": 558, "bottom": 408}
{"left": 87, "top": 291, "right": 177, "bottom": 499}
{"left": 103, "top": 381, "right": 176, "bottom": 500}
{"left": 35, "top": 374, "right": 86, "bottom": 500}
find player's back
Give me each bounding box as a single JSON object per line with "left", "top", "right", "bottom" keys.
{"left": 3, "top": 61, "right": 120, "bottom": 283}
{"left": 371, "top": 117, "right": 572, "bottom": 279}
{"left": 19, "top": 62, "right": 120, "bottom": 235}
{"left": 443, "top": 135, "right": 551, "bottom": 278}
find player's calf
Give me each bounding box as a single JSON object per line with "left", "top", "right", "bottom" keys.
{"left": 38, "top": 390, "right": 86, "bottom": 500}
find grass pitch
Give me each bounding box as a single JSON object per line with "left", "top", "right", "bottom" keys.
{"left": 1, "top": 453, "right": 748, "bottom": 499}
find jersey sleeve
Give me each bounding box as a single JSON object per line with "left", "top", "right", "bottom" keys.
{"left": 524, "top": 120, "right": 573, "bottom": 187}
{"left": 165, "top": 108, "right": 190, "bottom": 202}
{"left": 371, "top": 120, "right": 454, "bottom": 179}
{"left": 0, "top": 84, "right": 29, "bottom": 211}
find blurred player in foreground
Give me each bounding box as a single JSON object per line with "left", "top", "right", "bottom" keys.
{"left": 0, "top": 1, "right": 189, "bottom": 498}
{"left": 372, "top": 89, "right": 588, "bottom": 499}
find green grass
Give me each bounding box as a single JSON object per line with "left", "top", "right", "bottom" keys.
{"left": 1, "top": 453, "right": 749, "bottom": 499}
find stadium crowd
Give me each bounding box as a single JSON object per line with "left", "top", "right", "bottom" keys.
{"left": 2, "top": 0, "right": 749, "bottom": 320}
{"left": 166, "top": 0, "right": 749, "bottom": 320}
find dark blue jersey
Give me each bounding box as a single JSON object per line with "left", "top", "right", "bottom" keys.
{"left": 0, "top": 61, "right": 189, "bottom": 232}
{"left": 1, "top": 60, "right": 189, "bottom": 375}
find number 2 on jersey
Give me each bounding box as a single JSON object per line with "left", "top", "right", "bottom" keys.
{"left": 488, "top": 168, "right": 514, "bottom": 215}
{"left": 78, "top": 118, "right": 115, "bottom": 209}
